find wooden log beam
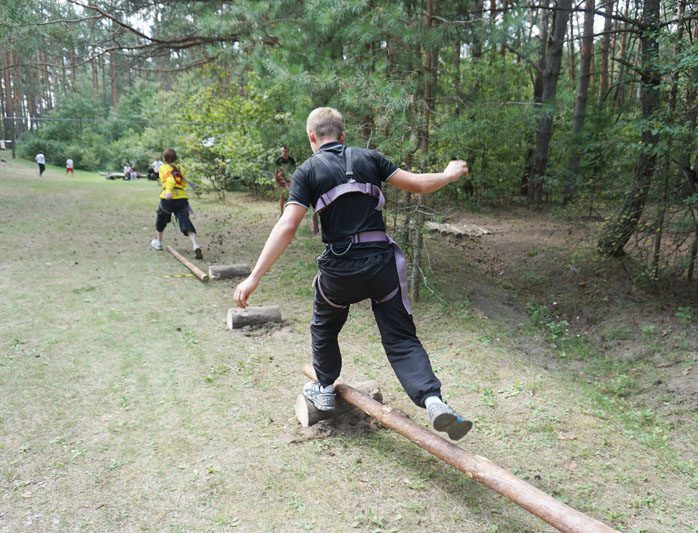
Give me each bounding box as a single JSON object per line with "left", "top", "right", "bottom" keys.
{"left": 166, "top": 245, "right": 209, "bottom": 282}
{"left": 301, "top": 365, "right": 615, "bottom": 533}
{"left": 208, "top": 264, "right": 251, "bottom": 280}
{"left": 295, "top": 380, "right": 383, "bottom": 427}
{"left": 227, "top": 306, "right": 282, "bottom": 329}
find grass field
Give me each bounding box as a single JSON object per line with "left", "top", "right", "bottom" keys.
{"left": 0, "top": 153, "right": 696, "bottom": 532}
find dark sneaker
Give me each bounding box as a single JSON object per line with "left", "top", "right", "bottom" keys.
{"left": 194, "top": 247, "right": 203, "bottom": 260}
{"left": 303, "top": 381, "right": 336, "bottom": 412}
{"left": 427, "top": 402, "right": 472, "bottom": 441}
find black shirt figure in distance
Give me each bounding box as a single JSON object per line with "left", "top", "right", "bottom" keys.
{"left": 234, "top": 107, "right": 473, "bottom": 440}
{"left": 274, "top": 145, "right": 296, "bottom": 215}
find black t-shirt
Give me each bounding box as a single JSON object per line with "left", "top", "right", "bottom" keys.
{"left": 287, "top": 142, "right": 399, "bottom": 243}
{"left": 275, "top": 155, "right": 296, "bottom": 167}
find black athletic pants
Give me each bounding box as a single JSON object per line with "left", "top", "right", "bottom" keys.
{"left": 311, "top": 243, "right": 441, "bottom": 407}
{"left": 155, "top": 198, "right": 196, "bottom": 235}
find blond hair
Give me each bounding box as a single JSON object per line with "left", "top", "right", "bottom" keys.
{"left": 306, "top": 107, "right": 344, "bottom": 140}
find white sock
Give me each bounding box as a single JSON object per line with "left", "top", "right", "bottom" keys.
{"left": 424, "top": 396, "right": 443, "bottom": 408}
{"left": 320, "top": 384, "right": 334, "bottom": 393}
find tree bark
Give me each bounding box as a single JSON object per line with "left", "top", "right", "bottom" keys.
{"left": 109, "top": 51, "right": 118, "bottom": 107}
{"left": 521, "top": 0, "right": 549, "bottom": 197}
{"left": 208, "top": 264, "right": 252, "bottom": 280}
{"left": 565, "top": 0, "right": 595, "bottom": 203}
{"left": 166, "top": 245, "right": 209, "bottom": 282}
{"left": 598, "top": 0, "right": 661, "bottom": 257}
{"left": 598, "top": 0, "right": 614, "bottom": 105}
{"left": 300, "top": 366, "right": 616, "bottom": 533}
{"left": 227, "top": 306, "right": 282, "bottom": 329}
{"left": 614, "top": 0, "right": 631, "bottom": 112}
{"left": 528, "top": 0, "right": 573, "bottom": 207}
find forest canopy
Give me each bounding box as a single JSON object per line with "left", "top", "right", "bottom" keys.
{"left": 1, "top": 0, "right": 697, "bottom": 280}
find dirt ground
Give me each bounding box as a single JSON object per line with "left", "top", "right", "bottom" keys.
{"left": 0, "top": 154, "right": 696, "bottom": 532}
{"left": 433, "top": 208, "right": 697, "bottom": 406}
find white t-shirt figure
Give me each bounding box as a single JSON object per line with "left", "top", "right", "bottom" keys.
{"left": 35, "top": 153, "right": 45, "bottom": 165}
{"left": 66, "top": 159, "right": 74, "bottom": 174}
{"left": 152, "top": 158, "right": 163, "bottom": 174}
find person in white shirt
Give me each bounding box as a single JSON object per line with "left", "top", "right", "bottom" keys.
{"left": 66, "top": 158, "right": 74, "bottom": 174}
{"left": 35, "top": 153, "right": 46, "bottom": 176}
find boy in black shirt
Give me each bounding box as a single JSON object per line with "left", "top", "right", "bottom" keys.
{"left": 234, "top": 108, "right": 472, "bottom": 440}
{"left": 274, "top": 145, "right": 296, "bottom": 215}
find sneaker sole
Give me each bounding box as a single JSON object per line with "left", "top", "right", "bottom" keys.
{"left": 433, "top": 412, "right": 473, "bottom": 441}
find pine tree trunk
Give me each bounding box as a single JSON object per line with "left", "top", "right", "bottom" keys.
{"left": 598, "top": 0, "right": 614, "bottom": 105}
{"left": 565, "top": 0, "right": 595, "bottom": 203}
{"left": 598, "top": 0, "right": 661, "bottom": 257}
{"left": 109, "top": 52, "right": 118, "bottom": 107}
{"left": 529, "top": 0, "right": 573, "bottom": 207}
{"left": 521, "top": 0, "right": 549, "bottom": 197}
{"left": 614, "top": 0, "right": 631, "bottom": 112}
{"left": 651, "top": 0, "right": 685, "bottom": 278}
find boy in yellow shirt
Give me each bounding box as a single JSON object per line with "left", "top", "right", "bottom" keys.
{"left": 150, "top": 148, "right": 203, "bottom": 259}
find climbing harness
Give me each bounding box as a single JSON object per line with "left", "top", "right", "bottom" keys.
{"left": 311, "top": 147, "right": 412, "bottom": 315}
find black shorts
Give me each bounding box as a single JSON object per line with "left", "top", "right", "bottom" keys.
{"left": 155, "top": 198, "right": 196, "bottom": 235}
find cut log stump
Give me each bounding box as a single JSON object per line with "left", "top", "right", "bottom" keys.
{"left": 208, "top": 264, "right": 251, "bottom": 280}
{"left": 295, "top": 380, "right": 383, "bottom": 427}
{"left": 227, "top": 306, "right": 282, "bottom": 329}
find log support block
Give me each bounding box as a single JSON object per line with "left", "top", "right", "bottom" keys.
{"left": 295, "top": 380, "right": 383, "bottom": 427}
{"left": 208, "top": 264, "right": 251, "bottom": 280}
{"left": 227, "top": 306, "right": 282, "bottom": 329}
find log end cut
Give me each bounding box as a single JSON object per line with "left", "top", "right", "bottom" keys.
{"left": 227, "top": 306, "right": 283, "bottom": 329}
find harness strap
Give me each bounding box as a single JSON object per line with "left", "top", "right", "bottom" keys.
{"left": 313, "top": 272, "right": 348, "bottom": 309}
{"left": 312, "top": 148, "right": 385, "bottom": 235}
{"left": 348, "top": 231, "right": 412, "bottom": 315}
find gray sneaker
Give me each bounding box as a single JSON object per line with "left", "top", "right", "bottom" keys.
{"left": 303, "top": 381, "right": 336, "bottom": 412}
{"left": 427, "top": 402, "right": 472, "bottom": 441}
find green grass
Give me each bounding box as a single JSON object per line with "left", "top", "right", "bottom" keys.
{"left": 0, "top": 152, "right": 696, "bottom": 532}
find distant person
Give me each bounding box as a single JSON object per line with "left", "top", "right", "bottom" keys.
{"left": 152, "top": 156, "right": 163, "bottom": 175}
{"left": 66, "top": 158, "right": 74, "bottom": 175}
{"left": 129, "top": 165, "right": 139, "bottom": 180}
{"left": 274, "top": 145, "right": 296, "bottom": 215}
{"left": 148, "top": 156, "right": 163, "bottom": 181}
{"left": 123, "top": 163, "right": 131, "bottom": 180}
{"left": 35, "top": 152, "right": 46, "bottom": 176}
{"left": 234, "top": 107, "right": 472, "bottom": 440}
{"left": 151, "top": 148, "right": 203, "bottom": 259}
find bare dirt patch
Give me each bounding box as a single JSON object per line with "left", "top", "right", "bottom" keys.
{"left": 427, "top": 206, "right": 697, "bottom": 408}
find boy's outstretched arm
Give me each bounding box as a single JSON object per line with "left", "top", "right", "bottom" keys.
{"left": 234, "top": 203, "right": 307, "bottom": 308}
{"left": 388, "top": 160, "right": 469, "bottom": 194}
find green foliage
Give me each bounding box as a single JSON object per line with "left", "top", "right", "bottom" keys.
{"left": 675, "top": 306, "right": 694, "bottom": 326}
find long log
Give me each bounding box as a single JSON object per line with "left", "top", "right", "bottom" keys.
{"left": 166, "top": 245, "right": 209, "bottom": 282}
{"left": 301, "top": 365, "right": 615, "bottom": 533}
{"left": 227, "top": 306, "right": 282, "bottom": 329}
{"left": 208, "top": 264, "right": 251, "bottom": 280}
{"left": 295, "top": 380, "right": 383, "bottom": 427}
